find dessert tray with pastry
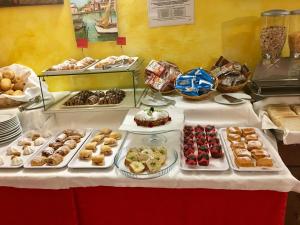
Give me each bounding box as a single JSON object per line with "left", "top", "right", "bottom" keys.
{"left": 24, "top": 129, "right": 92, "bottom": 169}
{"left": 87, "top": 55, "right": 138, "bottom": 72}
{"left": 119, "top": 107, "right": 184, "bottom": 134}
{"left": 62, "top": 88, "right": 126, "bottom": 108}
{"left": 181, "top": 125, "right": 230, "bottom": 171}
{"left": 114, "top": 131, "right": 178, "bottom": 179}
{"left": 219, "top": 127, "right": 284, "bottom": 172}
{"left": 68, "top": 128, "right": 126, "bottom": 169}
{"left": 175, "top": 68, "right": 217, "bottom": 100}
{"left": 144, "top": 60, "right": 181, "bottom": 93}
{"left": 0, "top": 130, "right": 53, "bottom": 168}
{"left": 43, "top": 57, "right": 97, "bottom": 75}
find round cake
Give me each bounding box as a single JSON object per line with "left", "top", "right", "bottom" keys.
{"left": 134, "top": 107, "right": 171, "bottom": 127}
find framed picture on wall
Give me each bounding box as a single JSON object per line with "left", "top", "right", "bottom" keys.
{"left": 0, "top": 0, "right": 63, "bottom": 7}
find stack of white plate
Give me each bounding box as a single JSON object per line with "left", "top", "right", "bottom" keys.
{"left": 0, "top": 114, "right": 22, "bottom": 146}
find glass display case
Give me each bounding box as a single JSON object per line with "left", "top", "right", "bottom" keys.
{"left": 38, "top": 58, "right": 146, "bottom": 112}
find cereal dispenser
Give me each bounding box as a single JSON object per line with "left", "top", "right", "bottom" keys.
{"left": 260, "top": 9, "right": 289, "bottom": 64}
{"left": 289, "top": 9, "right": 300, "bottom": 58}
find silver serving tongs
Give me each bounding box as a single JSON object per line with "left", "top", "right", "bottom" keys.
{"left": 18, "top": 96, "right": 42, "bottom": 112}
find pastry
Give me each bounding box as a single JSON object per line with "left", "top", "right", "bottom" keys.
{"left": 1, "top": 78, "right": 12, "bottom": 91}
{"left": 233, "top": 148, "right": 251, "bottom": 158}
{"left": 152, "top": 152, "right": 166, "bottom": 165}
{"left": 63, "top": 129, "right": 84, "bottom": 138}
{"left": 0, "top": 156, "right": 4, "bottom": 166}
{"left": 99, "top": 128, "right": 112, "bottom": 136}
{"left": 125, "top": 151, "right": 139, "bottom": 166}
{"left": 226, "top": 127, "right": 241, "bottom": 135}
{"left": 141, "top": 148, "right": 154, "bottom": 156}
{"left": 87, "top": 95, "right": 99, "bottom": 105}
{"left": 42, "top": 147, "right": 55, "bottom": 157}
{"left": 235, "top": 156, "right": 255, "bottom": 167}
{"left": 291, "top": 104, "right": 300, "bottom": 115}
{"left": 11, "top": 156, "right": 23, "bottom": 166}
{"left": 185, "top": 154, "right": 197, "bottom": 166}
{"left": 64, "top": 140, "right": 77, "bottom": 149}
{"left": 247, "top": 141, "right": 263, "bottom": 151}
{"left": 100, "top": 145, "right": 112, "bottom": 156}
{"left": 55, "top": 145, "right": 70, "bottom": 156}
{"left": 56, "top": 133, "right": 67, "bottom": 142}
{"left": 79, "top": 149, "right": 93, "bottom": 160}
{"left": 227, "top": 133, "right": 241, "bottom": 142}
{"left": 197, "top": 152, "right": 209, "bottom": 166}
{"left": 34, "top": 137, "right": 46, "bottom": 146}
{"left": 251, "top": 149, "right": 270, "bottom": 160}
{"left": 26, "top": 130, "right": 39, "bottom": 139}
{"left": 23, "top": 146, "right": 34, "bottom": 155}
{"left": 241, "top": 128, "right": 256, "bottom": 136}
{"left": 145, "top": 159, "right": 161, "bottom": 173}
{"left": 103, "top": 138, "right": 117, "bottom": 147}
{"left": 17, "top": 138, "right": 31, "bottom": 146}
{"left": 109, "top": 131, "right": 122, "bottom": 140}
{"left": 65, "top": 135, "right": 81, "bottom": 143}
{"left": 245, "top": 134, "right": 259, "bottom": 142}
{"left": 256, "top": 157, "right": 273, "bottom": 167}
{"left": 210, "top": 145, "right": 223, "bottom": 158}
{"left": 6, "top": 146, "right": 21, "bottom": 156}
{"left": 85, "top": 142, "right": 98, "bottom": 151}
{"left": 31, "top": 156, "right": 47, "bottom": 166}
{"left": 153, "top": 146, "right": 167, "bottom": 156}
{"left": 91, "top": 154, "right": 105, "bottom": 166}
{"left": 134, "top": 107, "right": 171, "bottom": 127}
{"left": 137, "top": 153, "right": 150, "bottom": 164}
{"left": 49, "top": 142, "right": 64, "bottom": 150}
{"left": 230, "top": 141, "right": 247, "bottom": 149}
{"left": 275, "top": 116, "right": 300, "bottom": 131}
{"left": 47, "top": 154, "right": 63, "bottom": 166}
{"left": 41, "top": 130, "right": 52, "bottom": 138}
{"left": 91, "top": 135, "right": 105, "bottom": 143}
{"left": 4, "top": 90, "right": 14, "bottom": 95}
{"left": 129, "top": 161, "right": 145, "bottom": 173}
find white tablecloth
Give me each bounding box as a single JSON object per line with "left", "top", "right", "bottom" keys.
{"left": 0, "top": 96, "right": 299, "bottom": 193}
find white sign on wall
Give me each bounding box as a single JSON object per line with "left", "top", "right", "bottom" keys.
{"left": 148, "top": 0, "right": 194, "bottom": 27}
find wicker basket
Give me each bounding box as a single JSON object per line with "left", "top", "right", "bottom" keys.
{"left": 148, "top": 85, "right": 175, "bottom": 95}
{"left": 217, "top": 72, "right": 250, "bottom": 93}
{"left": 176, "top": 77, "right": 218, "bottom": 101}
{"left": 0, "top": 97, "right": 23, "bottom": 108}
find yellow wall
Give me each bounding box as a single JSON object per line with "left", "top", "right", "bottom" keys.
{"left": 0, "top": 0, "right": 299, "bottom": 91}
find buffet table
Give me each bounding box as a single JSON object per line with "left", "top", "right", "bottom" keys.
{"left": 0, "top": 97, "right": 299, "bottom": 225}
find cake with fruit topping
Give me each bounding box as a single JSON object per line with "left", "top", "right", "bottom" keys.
{"left": 134, "top": 107, "right": 171, "bottom": 127}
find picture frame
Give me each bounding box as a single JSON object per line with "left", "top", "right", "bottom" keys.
{"left": 0, "top": 0, "right": 64, "bottom": 7}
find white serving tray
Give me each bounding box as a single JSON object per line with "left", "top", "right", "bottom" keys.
{"left": 219, "top": 127, "right": 284, "bottom": 172}
{"left": 87, "top": 57, "right": 138, "bottom": 72}
{"left": 24, "top": 129, "right": 92, "bottom": 169}
{"left": 119, "top": 108, "right": 184, "bottom": 134}
{"left": 180, "top": 129, "right": 230, "bottom": 172}
{"left": 60, "top": 92, "right": 123, "bottom": 109}
{"left": 42, "top": 61, "right": 99, "bottom": 75}
{"left": 0, "top": 132, "right": 52, "bottom": 168}
{"left": 68, "top": 130, "right": 127, "bottom": 169}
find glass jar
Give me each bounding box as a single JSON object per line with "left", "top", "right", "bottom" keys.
{"left": 260, "top": 9, "right": 290, "bottom": 63}
{"left": 289, "top": 9, "right": 300, "bottom": 58}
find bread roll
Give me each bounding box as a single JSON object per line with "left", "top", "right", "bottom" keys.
{"left": 2, "top": 70, "right": 15, "bottom": 80}
{"left": 4, "top": 89, "right": 14, "bottom": 95}
{"left": 1, "top": 78, "right": 12, "bottom": 91}
{"left": 13, "top": 80, "right": 25, "bottom": 91}
{"left": 12, "top": 90, "right": 23, "bottom": 96}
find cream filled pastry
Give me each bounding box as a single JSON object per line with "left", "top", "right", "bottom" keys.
{"left": 134, "top": 107, "right": 171, "bottom": 127}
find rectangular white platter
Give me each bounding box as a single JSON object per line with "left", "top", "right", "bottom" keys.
{"left": 219, "top": 127, "right": 284, "bottom": 172}
{"left": 86, "top": 57, "right": 139, "bottom": 72}
{"left": 0, "top": 131, "right": 52, "bottom": 168}
{"left": 68, "top": 130, "right": 127, "bottom": 169}
{"left": 42, "top": 60, "right": 99, "bottom": 75}
{"left": 24, "top": 129, "right": 92, "bottom": 169}
{"left": 179, "top": 125, "right": 230, "bottom": 172}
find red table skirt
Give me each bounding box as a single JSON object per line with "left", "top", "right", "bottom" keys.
{"left": 0, "top": 186, "right": 288, "bottom": 225}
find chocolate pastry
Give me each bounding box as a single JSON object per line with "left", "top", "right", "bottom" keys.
{"left": 87, "top": 95, "right": 99, "bottom": 105}
{"left": 95, "top": 90, "right": 105, "bottom": 98}
{"left": 49, "top": 142, "right": 64, "bottom": 150}
{"left": 42, "top": 147, "right": 55, "bottom": 157}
